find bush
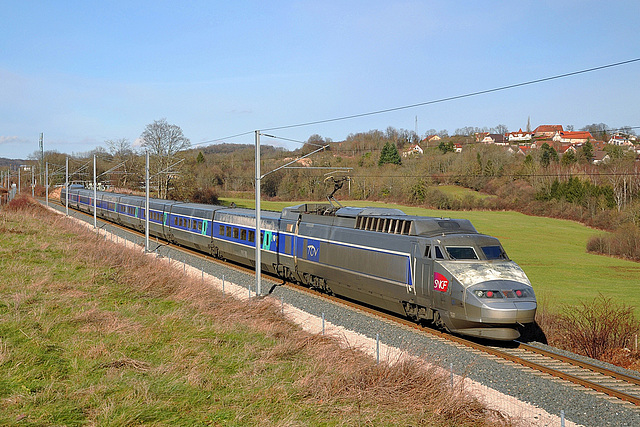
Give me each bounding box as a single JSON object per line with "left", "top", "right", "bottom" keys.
{"left": 587, "top": 223, "right": 640, "bottom": 261}
{"left": 554, "top": 294, "right": 639, "bottom": 360}
{"left": 6, "top": 194, "right": 46, "bottom": 213}
{"left": 189, "top": 187, "right": 220, "bottom": 205}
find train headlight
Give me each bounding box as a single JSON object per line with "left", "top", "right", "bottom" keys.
{"left": 473, "top": 290, "right": 503, "bottom": 298}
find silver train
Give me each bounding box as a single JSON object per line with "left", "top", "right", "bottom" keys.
{"left": 61, "top": 186, "right": 537, "bottom": 341}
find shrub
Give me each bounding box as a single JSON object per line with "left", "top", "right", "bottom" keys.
{"left": 587, "top": 223, "right": 640, "bottom": 261}
{"left": 554, "top": 294, "right": 639, "bottom": 360}
{"left": 189, "top": 187, "right": 220, "bottom": 205}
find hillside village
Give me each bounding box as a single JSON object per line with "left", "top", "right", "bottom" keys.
{"left": 404, "top": 124, "right": 639, "bottom": 163}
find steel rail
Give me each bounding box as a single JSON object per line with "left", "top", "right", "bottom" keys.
{"left": 517, "top": 342, "right": 640, "bottom": 388}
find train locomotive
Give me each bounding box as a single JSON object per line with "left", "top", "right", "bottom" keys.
{"left": 61, "top": 186, "right": 537, "bottom": 341}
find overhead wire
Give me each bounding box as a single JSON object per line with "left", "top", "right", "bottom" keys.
{"left": 261, "top": 58, "right": 640, "bottom": 132}
{"left": 186, "top": 58, "right": 640, "bottom": 148}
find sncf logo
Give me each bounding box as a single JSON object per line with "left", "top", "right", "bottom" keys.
{"left": 433, "top": 272, "right": 449, "bottom": 292}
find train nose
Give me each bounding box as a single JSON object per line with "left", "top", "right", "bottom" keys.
{"left": 469, "top": 284, "right": 537, "bottom": 324}
{"left": 480, "top": 301, "right": 536, "bottom": 324}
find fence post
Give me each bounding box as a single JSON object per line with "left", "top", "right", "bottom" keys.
{"left": 376, "top": 333, "right": 380, "bottom": 364}
{"left": 321, "top": 312, "right": 325, "bottom": 335}
{"left": 450, "top": 363, "right": 454, "bottom": 389}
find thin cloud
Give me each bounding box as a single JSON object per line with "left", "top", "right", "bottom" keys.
{"left": 0, "top": 136, "right": 21, "bottom": 145}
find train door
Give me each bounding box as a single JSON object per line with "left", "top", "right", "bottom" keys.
{"left": 292, "top": 215, "right": 302, "bottom": 271}
{"left": 421, "top": 262, "right": 432, "bottom": 301}
{"left": 407, "top": 243, "right": 418, "bottom": 296}
{"left": 429, "top": 245, "right": 449, "bottom": 309}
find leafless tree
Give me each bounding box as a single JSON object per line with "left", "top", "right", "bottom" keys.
{"left": 105, "top": 138, "right": 136, "bottom": 188}
{"left": 140, "top": 118, "right": 190, "bottom": 199}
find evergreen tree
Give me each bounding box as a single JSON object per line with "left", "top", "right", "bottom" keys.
{"left": 581, "top": 141, "right": 594, "bottom": 162}
{"left": 378, "top": 141, "right": 402, "bottom": 166}
{"left": 438, "top": 141, "right": 455, "bottom": 154}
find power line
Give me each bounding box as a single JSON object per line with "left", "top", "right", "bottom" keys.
{"left": 348, "top": 172, "right": 640, "bottom": 179}
{"left": 190, "top": 130, "right": 255, "bottom": 149}
{"left": 261, "top": 58, "right": 640, "bottom": 132}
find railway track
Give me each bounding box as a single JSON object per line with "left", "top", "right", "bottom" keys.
{"left": 286, "top": 280, "right": 640, "bottom": 410}
{"left": 49, "top": 200, "right": 640, "bottom": 412}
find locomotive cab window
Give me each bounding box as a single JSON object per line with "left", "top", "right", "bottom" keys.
{"left": 446, "top": 246, "right": 478, "bottom": 260}
{"left": 482, "top": 245, "right": 508, "bottom": 260}
{"left": 434, "top": 246, "right": 445, "bottom": 259}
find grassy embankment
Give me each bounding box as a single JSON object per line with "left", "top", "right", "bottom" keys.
{"left": 0, "top": 197, "right": 502, "bottom": 426}
{"left": 221, "top": 196, "right": 640, "bottom": 316}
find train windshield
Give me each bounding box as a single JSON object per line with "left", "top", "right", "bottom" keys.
{"left": 481, "top": 245, "right": 508, "bottom": 260}
{"left": 445, "top": 246, "right": 478, "bottom": 260}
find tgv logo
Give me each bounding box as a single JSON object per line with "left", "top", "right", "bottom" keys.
{"left": 307, "top": 245, "right": 318, "bottom": 257}
{"left": 433, "top": 272, "right": 449, "bottom": 292}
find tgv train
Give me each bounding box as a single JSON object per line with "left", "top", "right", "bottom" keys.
{"left": 61, "top": 186, "right": 537, "bottom": 341}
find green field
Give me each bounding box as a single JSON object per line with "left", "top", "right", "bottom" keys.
{"left": 222, "top": 197, "right": 640, "bottom": 315}
{"left": 432, "top": 185, "right": 495, "bottom": 200}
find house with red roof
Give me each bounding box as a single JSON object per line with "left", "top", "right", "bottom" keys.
{"left": 552, "top": 131, "right": 594, "bottom": 145}
{"left": 533, "top": 125, "right": 563, "bottom": 138}
{"left": 507, "top": 129, "right": 532, "bottom": 142}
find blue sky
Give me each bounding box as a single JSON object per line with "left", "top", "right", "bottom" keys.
{"left": 1, "top": 0, "right": 639, "bottom": 159}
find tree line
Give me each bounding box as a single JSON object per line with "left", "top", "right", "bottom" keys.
{"left": 27, "top": 120, "right": 640, "bottom": 260}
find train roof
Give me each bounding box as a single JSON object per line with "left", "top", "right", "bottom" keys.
{"left": 282, "top": 203, "right": 478, "bottom": 237}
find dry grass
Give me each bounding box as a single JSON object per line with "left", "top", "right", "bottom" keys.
{"left": 537, "top": 294, "right": 640, "bottom": 371}
{"left": 0, "top": 196, "right": 510, "bottom": 426}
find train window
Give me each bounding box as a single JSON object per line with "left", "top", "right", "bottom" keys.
{"left": 219, "top": 225, "right": 224, "bottom": 235}
{"left": 233, "top": 228, "right": 239, "bottom": 239}
{"left": 481, "top": 246, "right": 508, "bottom": 260}
{"left": 425, "top": 246, "right": 431, "bottom": 258}
{"left": 446, "top": 246, "right": 478, "bottom": 260}
{"left": 435, "top": 246, "right": 445, "bottom": 259}
{"left": 248, "top": 230, "right": 255, "bottom": 243}
{"left": 174, "top": 217, "right": 178, "bottom": 226}
{"left": 241, "top": 230, "right": 247, "bottom": 240}
{"left": 226, "top": 227, "right": 232, "bottom": 237}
